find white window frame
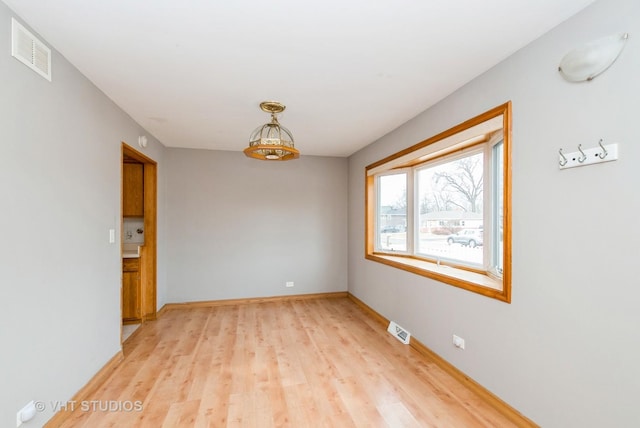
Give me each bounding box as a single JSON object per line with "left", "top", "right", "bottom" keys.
{"left": 374, "top": 170, "right": 410, "bottom": 254}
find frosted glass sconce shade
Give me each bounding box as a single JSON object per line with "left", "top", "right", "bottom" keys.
{"left": 558, "top": 32, "right": 628, "bottom": 82}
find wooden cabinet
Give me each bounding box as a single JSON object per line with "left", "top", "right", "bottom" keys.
{"left": 123, "top": 163, "right": 144, "bottom": 217}
{"left": 122, "top": 258, "right": 141, "bottom": 323}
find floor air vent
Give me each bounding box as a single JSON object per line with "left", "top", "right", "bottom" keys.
{"left": 387, "top": 321, "right": 411, "bottom": 344}
{"left": 11, "top": 18, "right": 52, "bottom": 81}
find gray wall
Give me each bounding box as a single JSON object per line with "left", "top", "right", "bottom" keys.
{"left": 165, "top": 149, "right": 348, "bottom": 302}
{"left": 348, "top": 0, "right": 640, "bottom": 426}
{"left": 2, "top": 0, "right": 638, "bottom": 426}
{"left": 0, "top": 4, "right": 167, "bottom": 426}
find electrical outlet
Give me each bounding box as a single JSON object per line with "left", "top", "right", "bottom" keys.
{"left": 453, "top": 334, "right": 465, "bottom": 350}
{"left": 285, "top": 281, "right": 294, "bottom": 288}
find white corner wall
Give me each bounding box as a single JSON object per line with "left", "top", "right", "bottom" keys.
{"left": 165, "top": 149, "right": 348, "bottom": 302}
{"left": 0, "top": 5, "right": 167, "bottom": 426}
{"left": 347, "top": 0, "right": 640, "bottom": 426}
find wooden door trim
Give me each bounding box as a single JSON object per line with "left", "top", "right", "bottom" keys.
{"left": 122, "top": 143, "right": 158, "bottom": 328}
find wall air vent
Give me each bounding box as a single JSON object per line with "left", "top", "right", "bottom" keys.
{"left": 387, "top": 321, "right": 411, "bottom": 345}
{"left": 11, "top": 18, "right": 51, "bottom": 82}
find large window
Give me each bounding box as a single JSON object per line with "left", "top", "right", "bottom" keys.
{"left": 365, "top": 103, "right": 511, "bottom": 302}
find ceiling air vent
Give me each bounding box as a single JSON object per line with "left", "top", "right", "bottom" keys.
{"left": 11, "top": 18, "right": 51, "bottom": 82}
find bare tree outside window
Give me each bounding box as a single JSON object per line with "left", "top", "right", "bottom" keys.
{"left": 434, "top": 155, "right": 483, "bottom": 213}
{"left": 417, "top": 152, "right": 484, "bottom": 265}
{"left": 420, "top": 153, "right": 483, "bottom": 215}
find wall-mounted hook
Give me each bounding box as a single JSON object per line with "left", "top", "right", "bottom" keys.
{"left": 597, "top": 139, "right": 608, "bottom": 159}
{"left": 577, "top": 144, "right": 587, "bottom": 163}
{"left": 559, "top": 148, "right": 568, "bottom": 167}
{"left": 559, "top": 141, "right": 619, "bottom": 170}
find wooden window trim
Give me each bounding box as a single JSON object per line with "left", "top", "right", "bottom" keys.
{"left": 364, "top": 102, "right": 512, "bottom": 303}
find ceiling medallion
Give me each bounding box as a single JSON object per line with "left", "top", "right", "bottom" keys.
{"left": 244, "top": 101, "right": 300, "bottom": 161}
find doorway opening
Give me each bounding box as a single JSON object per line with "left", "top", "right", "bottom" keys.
{"left": 121, "top": 143, "right": 158, "bottom": 342}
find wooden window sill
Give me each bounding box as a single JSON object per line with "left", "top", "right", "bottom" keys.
{"left": 366, "top": 253, "right": 508, "bottom": 302}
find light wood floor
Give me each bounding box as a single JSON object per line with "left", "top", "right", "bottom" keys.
{"left": 59, "top": 297, "right": 517, "bottom": 427}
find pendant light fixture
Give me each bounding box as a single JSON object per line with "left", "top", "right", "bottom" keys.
{"left": 244, "top": 101, "right": 300, "bottom": 161}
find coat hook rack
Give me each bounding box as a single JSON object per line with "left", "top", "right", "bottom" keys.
{"left": 558, "top": 139, "right": 619, "bottom": 170}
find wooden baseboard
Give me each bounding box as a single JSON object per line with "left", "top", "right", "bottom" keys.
{"left": 143, "top": 312, "right": 157, "bottom": 322}
{"left": 161, "top": 291, "right": 349, "bottom": 310}
{"left": 156, "top": 304, "right": 169, "bottom": 318}
{"left": 44, "top": 350, "right": 124, "bottom": 428}
{"left": 347, "top": 292, "right": 538, "bottom": 428}
{"left": 347, "top": 292, "right": 390, "bottom": 327}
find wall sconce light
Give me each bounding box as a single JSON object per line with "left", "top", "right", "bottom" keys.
{"left": 558, "top": 32, "right": 629, "bottom": 82}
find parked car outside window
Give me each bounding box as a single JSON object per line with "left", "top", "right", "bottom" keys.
{"left": 447, "top": 229, "right": 483, "bottom": 248}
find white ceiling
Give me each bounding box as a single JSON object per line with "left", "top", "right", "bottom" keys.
{"left": 4, "top": 0, "right": 596, "bottom": 157}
